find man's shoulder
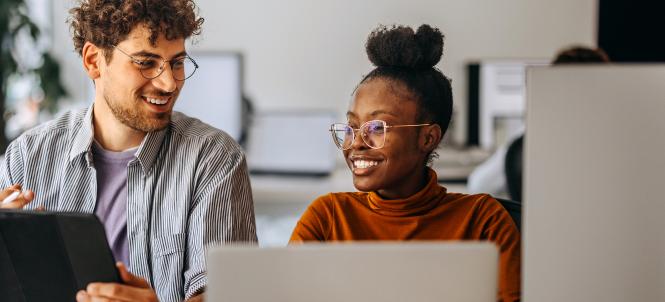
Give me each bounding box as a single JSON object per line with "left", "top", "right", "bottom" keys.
{"left": 168, "top": 111, "right": 242, "bottom": 153}
{"left": 17, "top": 108, "right": 87, "bottom": 141}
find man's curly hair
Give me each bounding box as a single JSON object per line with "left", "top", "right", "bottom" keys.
{"left": 69, "top": 0, "right": 204, "bottom": 62}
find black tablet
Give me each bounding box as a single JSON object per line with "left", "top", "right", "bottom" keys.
{"left": 0, "top": 210, "right": 121, "bottom": 302}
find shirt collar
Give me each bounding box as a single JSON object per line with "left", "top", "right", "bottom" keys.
{"left": 134, "top": 126, "right": 168, "bottom": 174}
{"left": 69, "top": 105, "right": 168, "bottom": 174}
{"left": 69, "top": 106, "right": 95, "bottom": 165}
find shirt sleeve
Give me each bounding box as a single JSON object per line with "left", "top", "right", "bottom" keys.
{"left": 183, "top": 147, "right": 257, "bottom": 299}
{"left": 466, "top": 146, "right": 509, "bottom": 197}
{"left": 0, "top": 138, "right": 25, "bottom": 188}
{"left": 289, "top": 194, "right": 333, "bottom": 243}
{"left": 476, "top": 195, "right": 521, "bottom": 302}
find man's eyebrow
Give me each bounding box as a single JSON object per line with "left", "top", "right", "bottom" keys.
{"left": 130, "top": 51, "right": 161, "bottom": 58}
{"left": 346, "top": 111, "right": 357, "bottom": 118}
{"left": 130, "top": 50, "right": 188, "bottom": 59}
{"left": 172, "top": 51, "right": 188, "bottom": 58}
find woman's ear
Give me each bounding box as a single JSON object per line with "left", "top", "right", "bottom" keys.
{"left": 420, "top": 124, "right": 443, "bottom": 153}
{"left": 82, "top": 42, "right": 102, "bottom": 80}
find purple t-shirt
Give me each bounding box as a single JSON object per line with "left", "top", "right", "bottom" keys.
{"left": 92, "top": 142, "right": 136, "bottom": 265}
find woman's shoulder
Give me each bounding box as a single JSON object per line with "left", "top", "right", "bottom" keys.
{"left": 441, "top": 191, "right": 499, "bottom": 208}
{"left": 444, "top": 191, "right": 518, "bottom": 230}
{"left": 441, "top": 191, "right": 513, "bottom": 218}
{"left": 292, "top": 191, "right": 370, "bottom": 242}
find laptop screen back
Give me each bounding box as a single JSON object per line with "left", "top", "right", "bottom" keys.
{"left": 206, "top": 242, "right": 498, "bottom": 302}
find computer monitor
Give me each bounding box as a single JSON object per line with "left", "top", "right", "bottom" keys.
{"left": 174, "top": 52, "right": 244, "bottom": 141}
{"left": 523, "top": 65, "right": 665, "bottom": 301}
{"left": 467, "top": 60, "right": 548, "bottom": 148}
{"left": 206, "top": 242, "right": 498, "bottom": 302}
{"left": 245, "top": 111, "right": 337, "bottom": 176}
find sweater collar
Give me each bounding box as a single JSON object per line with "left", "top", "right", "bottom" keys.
{"left": 367, "top": 168, "right": 447, "bottom": 217}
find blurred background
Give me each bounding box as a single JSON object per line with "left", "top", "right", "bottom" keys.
{"left": 2, "top": 0, "right": 663, "bottom": 246}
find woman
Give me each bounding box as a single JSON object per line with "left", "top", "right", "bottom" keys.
{"left": 290, "top": 24, "right": 520, "bottom": 302}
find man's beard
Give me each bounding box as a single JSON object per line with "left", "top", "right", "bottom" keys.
{"left": 104, "top": 92, "right": 173, "bottom": 133}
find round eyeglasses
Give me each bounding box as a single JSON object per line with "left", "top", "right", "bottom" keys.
{"left": 329, "top": 120, "right": 432, "bottom": 150}
{"left": 113, "top": 46, "right": 198, "bottom": 81}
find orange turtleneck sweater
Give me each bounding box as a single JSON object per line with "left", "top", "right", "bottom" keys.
{"left": 289, "top": 169, "right": 521, "bottom": 302}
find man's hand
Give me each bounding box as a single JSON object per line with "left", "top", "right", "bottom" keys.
{"left": 76, "top": 262, "right": 159, "bottom": 302}
{"left": 0, "top": 184, "right": 34, "bottom": 209}
{"left": 186, "top": 293, "right": 204, "bottom": 302}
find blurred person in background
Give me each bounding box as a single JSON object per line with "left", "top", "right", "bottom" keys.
{"left": 467, "top": 46, "right": 610, "bottom": 202}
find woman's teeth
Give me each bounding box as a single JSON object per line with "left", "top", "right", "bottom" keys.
{"left": 354, "top": 160, "right": 379, "bottom": 169}
{"left": 146, "top": 97, "right": 168, "bottom": 105}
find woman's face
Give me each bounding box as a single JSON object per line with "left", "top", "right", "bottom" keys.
{"left": 344, "top": 78, "right": 431, "bottom": 199}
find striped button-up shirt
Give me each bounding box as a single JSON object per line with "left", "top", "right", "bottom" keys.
{"left": 0, "top": 106, "right": 257, "bottom": 301}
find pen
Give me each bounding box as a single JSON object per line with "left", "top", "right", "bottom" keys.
{"left": 2, "top": 191, "right": 20, "bottom": 204}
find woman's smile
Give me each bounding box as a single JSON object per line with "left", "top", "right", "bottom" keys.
{"left": 348, "top": 155, "right": 385, "bottom": 175}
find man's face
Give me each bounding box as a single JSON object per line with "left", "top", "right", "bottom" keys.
{"left": 98, "top": 24, "right": 186, "bottom": 132}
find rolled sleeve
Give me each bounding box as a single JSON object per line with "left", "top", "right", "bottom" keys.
{"left": 1, "top": 139, "right": 24, "bottom": 188}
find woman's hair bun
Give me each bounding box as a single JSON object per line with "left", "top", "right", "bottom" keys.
{"left": 365, "top": 24, "right": 444, "bottom": 70}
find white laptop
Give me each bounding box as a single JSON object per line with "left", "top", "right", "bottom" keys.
{"left": 205, "top": 242, "right": 498, "bottom": 302}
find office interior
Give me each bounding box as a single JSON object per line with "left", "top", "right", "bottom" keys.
{"left": 2, "top": 0, "right": 665, "bottom": 300}
{"left": 8, "top": 0, "right": 602, "bottom": 245}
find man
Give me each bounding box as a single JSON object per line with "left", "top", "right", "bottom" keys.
{"left": 0, "top": 0, "right": 257, "bottom": 301}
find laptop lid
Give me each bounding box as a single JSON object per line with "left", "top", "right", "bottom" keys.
{"left": 206, "top": 242, "right": 498, "bottom": 302}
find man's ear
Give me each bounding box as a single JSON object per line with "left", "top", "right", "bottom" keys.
{"left": 82, "top": 42, "right": 103, "bottom": 80}
{"left": 420, "top": 124, "right": 443, "bottom": 153}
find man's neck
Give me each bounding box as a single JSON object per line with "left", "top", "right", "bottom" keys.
{"left": 92, "top": 102, "right": 146, "bottom": 152}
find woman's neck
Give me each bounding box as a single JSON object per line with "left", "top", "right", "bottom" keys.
{"left": 376, "top": 167, "right": 430, "bottom": 200}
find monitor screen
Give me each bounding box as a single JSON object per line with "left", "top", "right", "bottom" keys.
{"left": 174, "top": 52, "right": 244, "bottom": 141}
{"left": 467, "top": 60, "right": 548, "bottom": 149}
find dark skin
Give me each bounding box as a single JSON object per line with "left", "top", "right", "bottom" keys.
{"left": 345, "top": 78, "right": 442, "bottom": 199}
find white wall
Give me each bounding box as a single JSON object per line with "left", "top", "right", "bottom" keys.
{"left": 50, "top": 0, "right": 596, "bottom": 143}
{"left": 51, "top": 0, "right": 94, "bottom": 107}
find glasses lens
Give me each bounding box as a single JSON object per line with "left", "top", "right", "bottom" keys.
{"left": 361, "top": 120, "right": 386, "bottom": 149}
{"left": 138, "top": 59, "right": 161, "bottom": 79}
{"left": 172, "top": 57, "right": 197, "bottom": 80}
{"left": 331, "top": 124, "right": 353, "bottom": 150}
{"left": 138, "top": 57, "right": 197, "bottom": 80}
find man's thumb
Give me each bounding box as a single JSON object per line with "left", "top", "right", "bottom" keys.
{"left": 116, "top": 262, "right": 150, "bottom": 288}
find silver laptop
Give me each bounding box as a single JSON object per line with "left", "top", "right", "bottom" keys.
{"left": 205, "top": 242, "right": 498, "bottom": 302}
